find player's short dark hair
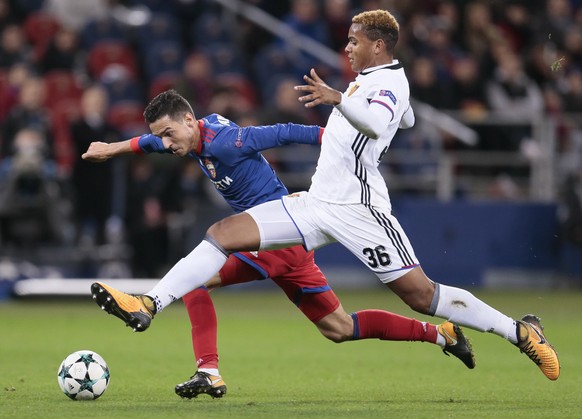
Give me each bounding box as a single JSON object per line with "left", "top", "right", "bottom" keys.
{"left": 353, "top": 10, "right": 399, "bottom": 52}
{"left": 143, "top": 89, "right": 195, "bottom": 123}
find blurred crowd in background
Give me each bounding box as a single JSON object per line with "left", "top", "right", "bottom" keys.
{"left": 1, "top": 0, "right": 582, "bottom": 279}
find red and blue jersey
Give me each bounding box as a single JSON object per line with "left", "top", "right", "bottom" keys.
{"left": 130, "top": 113, "right": 323, "bottom": 213}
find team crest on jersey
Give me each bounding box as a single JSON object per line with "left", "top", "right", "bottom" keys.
{"left": 347, "top": 83, "right": 360, "bottom": 96}
{"left": 204, "top": 158, "right": 216, "bottom": 178}
{"left": 379, "top": 89, "right": 397, "bottom": 104}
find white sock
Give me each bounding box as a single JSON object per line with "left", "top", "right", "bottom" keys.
{"left": 435, "top": 331, "right": 446, "bottom": 348}
{"left": 198, "top": 368, "right": 220, "bottom": 376}
{"left": 145, "top": 240, "right": 228, "bottom": 313}
{"left": 433, "top": 284, "right": 518, "bottom": 343}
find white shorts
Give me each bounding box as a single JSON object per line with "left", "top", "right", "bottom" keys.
{"left": 245, "top": 192, "right": 419, "bottom": 283}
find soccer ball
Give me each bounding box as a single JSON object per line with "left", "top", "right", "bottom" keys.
{"left": 57, "top": 350, "right": 110, "bottom": 400}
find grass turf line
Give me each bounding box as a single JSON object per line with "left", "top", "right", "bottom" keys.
{"left": 0, "top": 289, "right": 581, "bottom": 418}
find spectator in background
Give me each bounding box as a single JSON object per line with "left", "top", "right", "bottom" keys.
{"left": 0, "top": 0, "right": 17, "bottom": 32}
{"left": 449, "top": 54, "right": 487, "bottom": 117}
{"left": 206, "top": 83, "right": 256, "bottom": 122}
{"left": 173, "top": 52, "right": 215, "bottom": 116}
{"left": 526, "top": 40, "right": 559, "bottom": 88}
{"left": 558, "top": 167, "right": 582, "bottom": 281}
{"left": 496, "top": 1, "right": 533, "bottom": 54}
{"left": 124, "top": 158, "right": 173, "bottom": 278}
{"left": 485, "top": 51, "right": 544, "bottom": 151}
{"left": 434, "top": 1, "right": 461, "bottom": 47}
{"left": 532, "top": 0, "right": 572, "bottom": 49}
{"left": 323, "top": 0, "right": 352, "bottom": 52}
{"left": 38, "top": 27, "right": 80, "bottom": 74}
{"left": 278, "top": 0, "right": 330, "bottom": 70}
{"left": 447, "top": 53, "right": 491, "bottom": 153}
{"left": 0, "top": 127, "right": 60, "bottom": 246}
{"left": 259, "top": 76, "right": 318, "bottom": 187}
{"left": 562, "top": 69, "right": 582, "bottom": 114}
{"left": 0, "top": 127, "right": 56, "bottom": 183}
{"left": 70, "top": 85, "right": 120, "bottom": 246}
{"left": 260, "top": 76, "right": 314, "bottom": 125}
{"left": 409, "top": 56, "right": 452, "bottom": 109}
{"left": 0, "top": 24, "right": 29, "bottom": 68}
{"left": 0, "top": 62, "right": 32, "bottom": 120}
{"left": 562, "top": 26, "right": 582, "bottom": 70}
{"left": 461, "top": 2, "right": 503, "bottom": 65}
{"left": 1, "top": 76, "right": 52, "bottom": 159}
{"left": 418, "top": 16, "right": 460, "bottom": 82}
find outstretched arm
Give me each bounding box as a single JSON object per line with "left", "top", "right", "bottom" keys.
{"left": 295, "top": 68, "right": 342, "bottom": 108}
{"left": 82, "top": 140, "right": 133, "bottom": 162}
{"left": 82, "top": 134, "right": 169, "bottom": 162}
{"left": 295, "top": 68, "right": 410, "bottom": 139}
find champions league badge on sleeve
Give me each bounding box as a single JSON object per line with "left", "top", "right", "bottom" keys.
{"left": 379, "top": 89, "right": 397, "bottom": 104}
{"left": 235, "top": 128, "right": 243, "bottom": 148}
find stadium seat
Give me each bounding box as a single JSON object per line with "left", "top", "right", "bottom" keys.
{"left": 190, "top": 12, "right": 233, "bottom": 47}
{"left": 107, "top": 101, "right": 147, "bottom": 137}
{"left": 215, "top": 74, "right": 258, "bottom": 108}
{"left": 252, "top": 43, "right": 298, "bottom": 83}
{"left": 100, "top": 64, "right": 144, "bottom": 105}
{"left": 143, "top": 41, "right": 185, "bottom": 82}
{"left": 136, "top": 13, "right": 180, "bottom": 48}
{"left": 102, "top": 77, "right": 144, "bottom": 105}
{"left": 148, "top": 73, "right": 179, "bottom": 100}
{"left": 23, "top": 11, "right": 61, "bottom": 64}
{"left": 80, "top": 17, "right": 127, "bottom": 50}
{"left": 43, "top": 70, "right": 83, "bottom": 107}
{"left": 23, "top": 11, "right": 60, "bottom": 47}
{"left": 134, "top": 14, "right": 182, "bottom": 63}
{"left": 202, "top": 42, "right": 246, "bottom": 76}
{"left": 0, "top": 70, "right": 15, "bottom": 120}
{"left": 87, "top": 41, "right": 139, "bottom": 80}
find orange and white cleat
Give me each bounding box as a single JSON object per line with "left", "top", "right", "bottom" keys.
{"left": 438, "top": 321, "right": 476, "bottom": 369}
{"left": 516, "top": 314, "right": 560, "bottom": 380}
{"left": 91, "top": 282, "right": 155, "bottom": 332}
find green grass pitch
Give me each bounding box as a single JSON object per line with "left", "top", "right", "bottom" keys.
{"left": 1, "top": 288, "right": 581, "bottom": 418}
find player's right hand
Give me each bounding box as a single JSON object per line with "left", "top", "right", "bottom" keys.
{"left": 82, "top": 141, "right": 111, "bottom": 162}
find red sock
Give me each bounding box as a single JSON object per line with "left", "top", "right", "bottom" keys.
{"left": 183, "top": 288, "right": 219, "bottom": 369}
{"left": 351, "top": 310, "right": 438, "bottom": 343}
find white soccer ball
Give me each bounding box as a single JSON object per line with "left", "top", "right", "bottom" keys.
{"left": 57, "top": 350, "right": 110, "bottom": 400}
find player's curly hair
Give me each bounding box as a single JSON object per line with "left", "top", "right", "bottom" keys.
{"left": 144, "top": 89, "right": 195, "bottom": 123}
{"left": 352, "top": 9, "right": 399, "bottom": 52}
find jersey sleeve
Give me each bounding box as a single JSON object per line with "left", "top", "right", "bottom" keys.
{"left": 399, "top": 103, "right": 415, "bottom": 129}
{"left": 209, "top": 123, "right": 322, "bottom": 166}
{"left": 129, "top": 133, "right": 172, "bottom": 154}
{"left": 336, "top": 84, "right": 406, "bottom": 139}
{"left": 241, "top": 123, "right": 323, "bottom": 153}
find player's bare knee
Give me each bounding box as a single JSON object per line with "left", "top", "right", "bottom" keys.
{"left": 407, "top": 289, "right": 434, "bottom": 314}
{"left": 206, "top": 221, "right": 226, "bottom": 243}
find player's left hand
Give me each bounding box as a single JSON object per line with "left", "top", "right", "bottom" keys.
{"left": 295, "top": 68, "right": 342, "bottom": 108}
